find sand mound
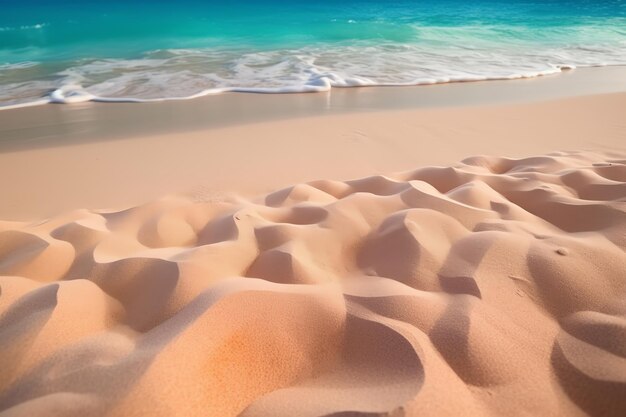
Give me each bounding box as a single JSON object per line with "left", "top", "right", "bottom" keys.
{"left": 0, "top": 150, "right": 625, "bottom": 417}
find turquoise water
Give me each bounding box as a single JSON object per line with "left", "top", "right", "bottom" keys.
{"left": 1, "top": 0, "right": 626, "bottom": 107}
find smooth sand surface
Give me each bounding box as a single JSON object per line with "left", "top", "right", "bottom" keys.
{"left": 0, "top": 77, "right": 626, "bottom": 416}
{"left": 0, "top": 91, "right": 625, "bottom": 220}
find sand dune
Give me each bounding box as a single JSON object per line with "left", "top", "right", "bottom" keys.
{"left": 0, "top": 150, "right": 625, "bottom": 417}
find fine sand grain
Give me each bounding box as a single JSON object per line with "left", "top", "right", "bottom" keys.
{"left": 1, "top": 149, "right": 625, "bottom": 416}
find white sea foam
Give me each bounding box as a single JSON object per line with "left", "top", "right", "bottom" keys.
{"left": 0, "top": 61, "right": 40, "bottom": 70}
{"left": 1, "top": 41, "right": 625, "bottom": 110}
{"left": 0, "top": 23, "right": 47, "bottom": 31}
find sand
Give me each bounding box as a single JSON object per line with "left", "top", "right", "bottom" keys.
{"left": 1, "top": 90, "right": 626, "bottom": 220}
{"left": 0, "top": 77, "right": 626, "bottom": 416}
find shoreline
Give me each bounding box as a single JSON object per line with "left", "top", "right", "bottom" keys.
{"left": 1, "top": 66, "right": 626, "bottom": 151}
{"left": 0, "top": 63, "right": 597, "bottom": 111}
{"left": 0, "top": 87, "right": 625, "bottom": 220}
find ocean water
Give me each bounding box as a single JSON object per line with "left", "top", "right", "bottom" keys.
{"left": 1, "top": 0, "right": 626, "bottom": 108}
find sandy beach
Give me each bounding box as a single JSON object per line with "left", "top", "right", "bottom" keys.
{"left": 1, "top": 66, "right": 625, "bottom": 220}
{"left": 0, "top": 68, "right": 625, "bottom": 417}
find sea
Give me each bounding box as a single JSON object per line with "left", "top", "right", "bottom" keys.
{"left": 1, "top": 0, "right": 625, "bottom": 109}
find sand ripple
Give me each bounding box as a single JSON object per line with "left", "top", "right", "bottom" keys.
{"left": 0, "top": 150, "right": 625, "bottom": 416}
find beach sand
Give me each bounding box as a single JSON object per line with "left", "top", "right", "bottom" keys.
{"left": 0, "top": 71, "right": 625, "bottom": 416}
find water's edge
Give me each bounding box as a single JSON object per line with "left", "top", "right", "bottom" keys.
{"left": 0, "top": 63, "right": 605, "bottom": 111}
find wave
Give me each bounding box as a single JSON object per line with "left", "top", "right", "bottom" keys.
{"left": 0, "top": 66, "right": 580, "bottom": 110}
{"left": 33, "top": 66, "right": 573, "bottom": 103}
{"left": 0, "top": 41, "right": 625, "bottom": 110}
